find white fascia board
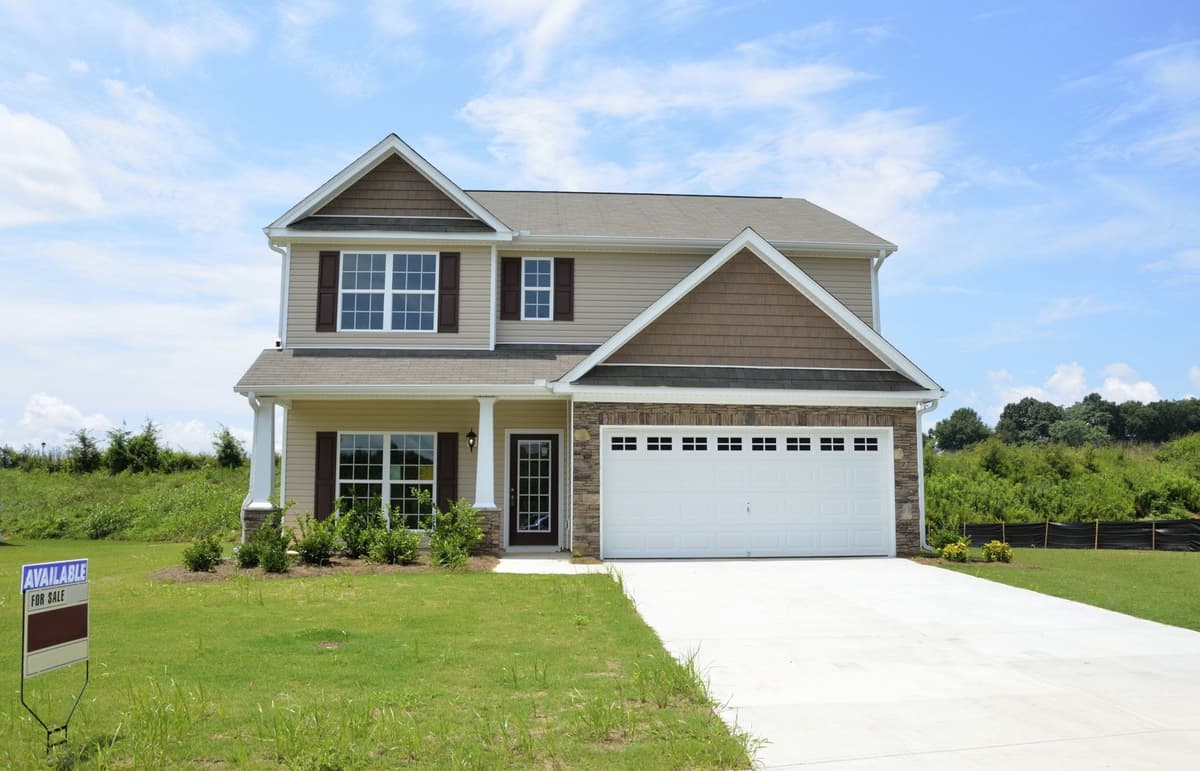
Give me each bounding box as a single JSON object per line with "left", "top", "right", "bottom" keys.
{"left": 553, "top": 383, "right": 943, "bottom": 407}
{"left": 512, "top": 233, "right": 895, "bottom": 256}
{"left": 267, "top": 134, "right": 514, "bottom": 235}
{"left": 558, "top": 226, "right": 943, "bottom": 394}
{"left": 232, "top": 383, "right": 560, "bottom": 399}
{"left": 266, "top": 228, "right": 513, "bottom": 244}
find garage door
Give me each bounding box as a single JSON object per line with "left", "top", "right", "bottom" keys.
{"left": 600, "top": 427, "right": 895, "bottom": 558}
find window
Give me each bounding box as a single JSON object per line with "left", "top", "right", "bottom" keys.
{"left": 786, "top": 437, "right": 811, "bottom": 452}
{"left": 717, "top": 436, "right": 742, "bottom": 451}
{"left": 340, "top": 252, "right": 436, "bottom": 331}
{"left": 820, "top": 437, "right": 845, "bottom": 452}
{"left": 337, "top": 433, "right": 435, "bottom": 529}
{"left": 854, "top": 437, "right": 880, "bottom": 452}
{"left": 647, "top": 436, "right": 673, "bottom": 451}
{"left": 611, "top": 436, "right": 637, "bottom": 451}
{"left": 751, "top": 437, "right": 777, "bottom": 452}
{"left": 682, "top": 436, "right": 708, "bottom": 451}
{"left": 522, "top": 257, "right": 552, "bottom": 319}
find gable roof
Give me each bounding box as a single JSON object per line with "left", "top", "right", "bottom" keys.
{"left": 267, "top": 135, "right": 512, "bottom": 237}
{"left": 556, "top": 227, "right": 943, "bottom": 395}
{"left": 467, "top": 190, "right": 895, "bottom": 250}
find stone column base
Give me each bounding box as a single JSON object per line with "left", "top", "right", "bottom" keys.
{"left": 241, "top": 503, "right": 279, "bottom": 544}
{"left": 475, "top": 507, "right": 502, "bottom": 555}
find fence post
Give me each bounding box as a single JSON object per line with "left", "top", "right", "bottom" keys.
{"left": 1001, "top": 520, "right": 1006, "bottom": 543}
{"left": 1151, "top": 520, "right": 1156, "bottom": 551}
{"left": 1094, "top": 520, "right": 1099, "bottom": 550}
{"left": 1044, "top": 520, "right": 1049, "bottom": 549}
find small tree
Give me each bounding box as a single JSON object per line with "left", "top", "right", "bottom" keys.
{"left": 995, "top": 397, "right": 1064, "bottom": 444}
{"left": 931, "top": 408, "right": 993, "bottom": 451}
{"left": 105, "top": 425, "right": 133, "bottom": 474}
{"left": 212, "top": 425, "right": 247, "bottom": 469}
{"left": 126, "top": 420, "right": 163, "bottom": 473}
{"left": 66, "top": 429, "right": 103, "bottom": 473}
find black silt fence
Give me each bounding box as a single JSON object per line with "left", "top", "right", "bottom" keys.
{"left": 964, "top": 519, "right": 1200, "bottom": 552}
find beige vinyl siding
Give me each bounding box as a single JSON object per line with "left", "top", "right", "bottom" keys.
{"left": 791, "top": 256, "right": 873, "bottom": 327}
{"left": 287, "top": 243, "right": 490, "bottom": 348}
{"left": 316, "top": 155, "right": 472, "bottom": 218}
{"left": 496, "top": 251, "right": 874, "bottom": 344}
{"left": 283, "top": 399, "right": 569, "bottom": 526}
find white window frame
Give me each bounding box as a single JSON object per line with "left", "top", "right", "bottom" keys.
{"left": 520, "top": 256, "right": 553, "bottom": 321}
{"left": 335, "top": 431, "right": 437, "bottom": 530}
{"left": 337, "top": 251, "right": 439, "bottom": 333}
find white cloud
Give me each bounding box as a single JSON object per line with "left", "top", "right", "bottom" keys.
{"left": 275, "top": 0, "right": 377, "bottom": 97}
{"left": 0, "top": 104, "right": 103, "bottom": 225}
{"left": 444, "top": 0, "right": 590, "bottom": 83}
{"left": 1190, "top": 365, "right": 1200, "bottom": 391}
{"left": 1036, "top": 296, "right": 1123, "bottom": 325}
{"left": 68, "top": 58, "right": 89, "bottom": 74}
{"left": 2, "top": 394, "right": 113, "bottom": 450}
{"left": 1099, "top": 363, "right": 1161, "bottom": 402}
{"left": 366, "top": 0, "right": 419, "bottom": 37}
{"left": 986, "top": 362, "right": 1162, "bottom": 420}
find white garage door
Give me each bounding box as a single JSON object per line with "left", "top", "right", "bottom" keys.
{"left": 600, "top": 426, "right": 895, "bottom": 559}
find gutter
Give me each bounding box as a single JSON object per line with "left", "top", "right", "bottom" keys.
{"left": 268, "top": 241, "right": 290, "bottom": 348}
{"left": 871, "top": 248, "right": 890, "bottom": 333}
{"left": 916, "top": 399, "right": 939, "bottom": 552}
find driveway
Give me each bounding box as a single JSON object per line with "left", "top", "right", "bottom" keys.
{"left": 612, "top": 558, "right": 1200, "bottom": 770}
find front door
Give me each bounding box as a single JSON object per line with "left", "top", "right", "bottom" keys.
{"left": 508, "top": 434, "right": 559, "bottom": 546}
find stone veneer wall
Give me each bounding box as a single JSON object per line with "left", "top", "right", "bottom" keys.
{"left": 476, "top": 508, "right": 502, "bottom": 555}
{"left": 570, "top": 402, "right": 921, "bottom": 558}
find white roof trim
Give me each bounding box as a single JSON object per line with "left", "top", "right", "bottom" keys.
{"left": 232, "top": 383, "right": 558, "bottom": 399}
{"left": 557, "top": 226, "right": 944, "bottom": 394}
{"left": 266, "top": 229, "right": 513, "bottom": 244}
{"left": 266, "top": 134, "right": 513, "bottom": 236}
{"left": 511, "top": 233, "right": 896, "bottom": 254}
{"left": 552, "top": 383, "right": 942, "bottom": 407}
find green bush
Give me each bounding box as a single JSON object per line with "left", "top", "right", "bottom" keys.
{"left": 939, "top": 540, "right": 969, "bottom": 563}
{"left": 981, "top": 540, "right": 1013, "bottom": 563}
{"left": 213, "top": 425, "right": 247, "bottom": 469}
{"left": 293, "top": 514, "right": 337, "bottom": 566}
{"left": 248, "top": 513, "right": 291, "bottom": 572}
{"left": 66, "top": 430, "right": 103, "bottom": 473}
{"left": 259, "top": 543, "right": 290, "bottom": 573}
{"left": 182, "top": 536, "right": 223, "bottom": 572}
{"left": 85, "top": 506, "right": 130, "bottom": 539}
{"left": 367, "top": 526, "right": 420, "bottom": 565}
{"left": 416, "top": 489, "right": 483, "bottom": 569}
{"left": 337, "top": 498, "right": 383, "bottom": 558}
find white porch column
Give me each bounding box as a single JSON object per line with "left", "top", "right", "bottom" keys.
{"left": 473, "top": 396, "right": 497, "bottom": 509}
{"left": 242, "top": 393, "right": 277, "bottom": 541}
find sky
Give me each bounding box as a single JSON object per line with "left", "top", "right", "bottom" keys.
{"left": 1, "top": 0, "right": 1199, "bottom": 453}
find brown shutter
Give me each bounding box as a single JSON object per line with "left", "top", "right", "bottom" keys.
{"left": 314, "top": 431, "right": 337, "bottom": 521}
{"left": 437, "top": 252, "right": 460, "bottom": 333}
{"left": 500, "top": 257, "right": 521, "bottom": 320}
{"left": 316, "top": 251, "right": 339, "bottom": 332}
{"left": 553, "top": 257, "right": 574, "bottom": 321}
{"left": 436, "top": 432, "right": 458, "bottom": 512}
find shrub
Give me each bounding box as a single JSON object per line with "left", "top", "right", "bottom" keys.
{"left": 939, "top": 540, "right": 969, "bottom": 562}
{"left": 66, "top": 430, "right": 103, "bottom": 473}
{"left": 213, "top": 425, "right": 247, "bottom": 469}
{"left": 182, "top": 535, "right": 223, "bottom": 572}
{"left": 126, "top": 420, "right": 164, "bottom": 473}
{"left": 292, "top": 514, "right": 337, "bottom": 565}
{"left": 337, "top": 498, "right": 383, "bottom": 558}
{"left": 85, "top": 505, "right": 130, "bottom": 539}
{"left": 981, "top": 540, "right": 1013, "bottom": 563}
{"left": 367, "top": 526, "right": 420, "bottom": 565}
{"left": 105, "top": 425, "right": 133, "bottom": 474}
{"left": 416, "top": 489, "right": 483, "bottom": 569}
{"left": 251, "top": 513, "right": 291, "bottom": 572}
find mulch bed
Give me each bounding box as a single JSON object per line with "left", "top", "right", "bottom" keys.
{"left": 912, "top": 556, "right": 1031, "bottom": 569}
{"left": 153, "top": 554, "right": 499, "bottom": 582}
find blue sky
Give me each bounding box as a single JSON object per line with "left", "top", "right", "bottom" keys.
{"left": 1, "top": 0, "right": 1198, "bottom": 452}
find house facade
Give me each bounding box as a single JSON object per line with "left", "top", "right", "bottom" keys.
{"left": 235, "top": 134, "right": 944, "bottom": 559}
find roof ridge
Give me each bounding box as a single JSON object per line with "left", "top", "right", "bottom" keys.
{"left": 466, "top": 190, "right": 790, "bottom": 200}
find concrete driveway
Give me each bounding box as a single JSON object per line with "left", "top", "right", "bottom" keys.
{"left": 612, "top": 558, "right": 1200, "bottom": 770}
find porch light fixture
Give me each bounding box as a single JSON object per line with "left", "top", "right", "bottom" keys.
{"left": 466, "top": 429, "right": 478, "bottom": 453}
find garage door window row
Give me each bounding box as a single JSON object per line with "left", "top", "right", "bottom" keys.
{"left": 610, "top": 434, "right": 882, "bottom": 453}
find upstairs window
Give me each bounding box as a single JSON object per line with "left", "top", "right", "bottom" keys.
{"left": 340, "top": 252, "right": 437, "bottom": 331}
{"left": 522, "top": 257, "right": 552, "bottom": 320}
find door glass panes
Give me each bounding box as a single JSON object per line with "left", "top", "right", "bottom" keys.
{"left": 751, "top": 437, "right": 777, "bottom": 451}
{"left": 516, "top": 439, "right": 552, "bottom": 532}
{"left": 647, "top": 436, "right": 673, "bottom": 451}
{"left": 786, "top": 437, "right": 811, "bottom": 451}
{"left": 611, "top": 436, "right": 637, "bottom": 451}
{"left": 820, "top": 437, "right": 846, "bottom": 452}
{"left": 717, "top": 437, "right": 743, "bottom": 451}
{"left": 682, "top": 436, "right": 708, "bottom": 451}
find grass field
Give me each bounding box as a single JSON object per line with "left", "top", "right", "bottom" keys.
{"left": 937, "top": 548, "right": 1200, "bottom": 632}
{"left": 0, "top": 541, "right": 751, "bottom": 769}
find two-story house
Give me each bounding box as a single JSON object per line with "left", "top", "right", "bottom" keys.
{"left": 234, "top": 134, "right": 943, "bottom": 559}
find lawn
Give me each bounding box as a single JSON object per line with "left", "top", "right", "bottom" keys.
{"left": 937, "top": 548, "right": 1200, "bottom": 632}
{"left": 0, "top": 540, "right": 751, "bottom": 769}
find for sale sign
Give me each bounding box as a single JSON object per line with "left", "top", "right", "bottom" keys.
{"left": 21, "top": 559, "right": 89, "bottom": 678}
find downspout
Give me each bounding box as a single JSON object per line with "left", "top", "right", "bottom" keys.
{"left": 871, "top": 248, "right": 890, "bottom": 334}
{"left": 916, "top": 399, "right": 939, "bottom": 552}
{"left": 268, "top": 241, "right": 290, "bottom": 348}
{"left": 240, "top": 392, "right": 260, "bottom": 519}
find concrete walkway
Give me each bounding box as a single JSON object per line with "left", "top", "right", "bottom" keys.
{"left": 493, "top": 553, "right": 608, "bottom": 574}
{"left": 610, "top": 558, "right": 1200, "bottom": 770}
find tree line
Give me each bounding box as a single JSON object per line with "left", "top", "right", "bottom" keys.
{"left": 0, "top": 421, "right": 248, "bottom": 474}
{"left": 930, "top": 395, "right": 1200, "bottom": 451}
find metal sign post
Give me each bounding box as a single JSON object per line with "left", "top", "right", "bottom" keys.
{"left": 19, "top": 558, "right": 90, "bottom": 753}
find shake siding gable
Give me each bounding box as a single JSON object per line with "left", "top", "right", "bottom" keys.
{"left": 287, "top": 244, "right": 491, "bottom": 348}
{"left": 314, "top": 154, "right": 475, "bottom": 219}
{"left": 607, "top": 249, "right": 890, "bottom": 369}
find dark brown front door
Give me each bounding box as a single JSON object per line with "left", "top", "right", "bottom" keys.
{"left": 508, "top": 434, "right": 559, "bottom": 546}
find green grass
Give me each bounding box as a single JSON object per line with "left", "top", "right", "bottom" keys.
{"left": 0, "top": 467, "right": 246, "bottom": 541}
{"left": 0, "top": 541, "right": 752, "bottom": 769}
{"left": 937, "top": 548, "right": 1200, "bottom": 631}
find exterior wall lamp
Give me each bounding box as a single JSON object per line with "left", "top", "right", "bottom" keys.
{"left": 466, "top": 429, "right": 477, "bottom": 453}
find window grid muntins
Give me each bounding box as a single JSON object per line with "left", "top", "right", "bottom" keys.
{"left": 337, "top": 433, "right": 434, "bottom": 530}
{"left": 854, "top": 437, "right": 880, "bottom": 452}
{"left": 611, "top": 436, "right": 637, "bottom": 451}
{"left": 340, "top": 252, "right": 437, "bottom": 332}
{"left": 717, "top": 437, "right": 743, "bottom": 452}
{"left": 647, "top": 436, "right": 673, "bottom": 451}
{"left": 517, "top": 440, "right": 552, "bottom": 533}
{"left": 522, "top": 258, "right": 552, "bottom": 320}
{"left": 751, "top": 437, "right": 777, "bottom": 452}
{"left": 682, "top": 436, "right": 708, "bottom": 451}
{"left": 820, "top": 437, "right": 846, "bottom": 452}
{"left": 786, "top": 437, "right": 812, "bottom": 452}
